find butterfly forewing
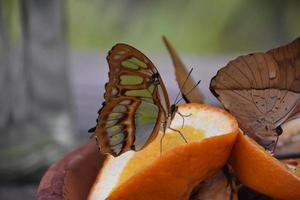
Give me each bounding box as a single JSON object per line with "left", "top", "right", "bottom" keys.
{"left": 95, "top": 44, "right": 170, "bottom": 156}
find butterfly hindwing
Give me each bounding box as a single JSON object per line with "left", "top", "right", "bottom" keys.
{"left": 210, "top": 38, "right": 300, "bottom": 147}
{"left": 95, "top": 44, "right": 170, "bottom": 156}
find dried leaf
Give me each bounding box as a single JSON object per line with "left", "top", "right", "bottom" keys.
{"left": 190, "top": 169, "right": 238, "bottom": 200}
{"left": 163, "top": 36, "right": 204, "bottom": 103}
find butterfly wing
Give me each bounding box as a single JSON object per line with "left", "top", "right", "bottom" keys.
{"left": 210, "top": 38, "right": 300, "bottom": 146}
{"left": 267, "top": 38, "right": 300, "bottom": 92}
{"left": 267, "top": 38, "right": 300, "bottom": 122}
{"left": 94, "top": 44, "right": 170, "bottom": 156}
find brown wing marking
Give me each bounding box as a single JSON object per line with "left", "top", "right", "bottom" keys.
{"left": 210, "top": 53, "right": 280, "bottom": 91}
{"left": 94, "top": 44, "right": 171, "bottom": 156}
{"left": 267, "top": 38, "right": 300, "bottom": 92}
{"left": 95, "top": 96, "right": 139, "bottom": 156}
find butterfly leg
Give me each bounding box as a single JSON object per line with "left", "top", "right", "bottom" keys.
{"left": 271, "top": 136, "right": 280, "bottom": 154}
{"left": 90, "top": 134, "right": 101, "bottom": 151}
{"left": 271, "top": 134, "right": 282, "bottom": 153}
{"left": 263, "top": 139, "right": 278, "bottom": 155}
{"left": 176, "top": 111, "right": 192, "bottom": 129}
{"left": 89, "top": 132, "right": 96, "bottom": 139}
{"left": 160, "top": 130, "right": 166, "bottom": 156}
{"left": 271, "top": 126, "right": 283, "bottom": 153}
{"left": 180, "top": 113, "right": 192, "bottom": 117}
{"left": 169, "top": 127, "right": 188, "bottom": 144}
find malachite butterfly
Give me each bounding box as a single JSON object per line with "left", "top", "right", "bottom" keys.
{"left": 89, "top": 43, "right": 181, "bottom": 157}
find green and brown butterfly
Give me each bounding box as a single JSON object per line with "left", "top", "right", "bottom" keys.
{"left": 89, "top": 43, "right": 185, "bottom": 157}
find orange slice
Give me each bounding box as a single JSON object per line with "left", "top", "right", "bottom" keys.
{"left": 230, "top": 132, "right": 300, "bottom": 200}
{"left": 106, "top": 132, "right": 238, "bottom": 200}
{"left": 88, "top": 103, "right": 239, "bottom": 199}
{"left": 89, "top": 103, "right": 300, "bottom": 199}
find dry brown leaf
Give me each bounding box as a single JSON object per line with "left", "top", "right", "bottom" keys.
{"left": 190, "top": 169, "right": 238, "bottom": 200}
{"left": 163, "top": 36, "right": 204, "bottom": 103}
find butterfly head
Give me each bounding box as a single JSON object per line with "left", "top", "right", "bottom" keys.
{"left": 149, "top": 72, "right": 160, "bottom": 85}
{"left": 170, "top": 104, "right": 178, "bottom": 120}
{"left": 265, "top": 125, "right": 283, "bottom": 152}
{"left": 275, "top": 126, "right": 283, "bottom": 136}
{"left": 250, "top": 122, "right": 284, "bottom": 150}
{"left": 254, "top": 118, "right": 282, "bottom": 137}
{"left": 170, "top": 104, "right": 177, "bottom": 114}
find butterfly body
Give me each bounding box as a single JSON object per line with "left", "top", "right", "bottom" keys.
{"left": 91, "top": 44, "right": 175, "bottom": 157}
{"left": 166, "top": 104, "right": 178, "bottom": 129}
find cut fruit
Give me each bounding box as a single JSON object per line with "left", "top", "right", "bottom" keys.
{"left": 88, "top": 103, "right": 300, "bottom": 200}
{"left": 229, "top": 132, "right": 300, "bottom": 200}
{"left": 107, "top": 132, "right": 238, "bottom": 200}
{"left": 88, "top": 103, "right": 239, "bottom": 200}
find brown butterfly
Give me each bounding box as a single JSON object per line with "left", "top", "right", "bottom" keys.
{"left": 210, "top": 38, "right": 300, "bottom": 149}
{"left": 89, "top": 44, "right": 190, "bottom": 157}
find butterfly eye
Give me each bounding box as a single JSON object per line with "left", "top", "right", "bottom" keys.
{"left": 171, "top": 104, "right": 176, "bottom": 113}
{"left": 275, "top": 126, "right": 283, "bottom": 135}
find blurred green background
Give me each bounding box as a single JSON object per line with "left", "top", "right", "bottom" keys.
{"left": 4, "top": 0, "right": 300, "bottom": 53}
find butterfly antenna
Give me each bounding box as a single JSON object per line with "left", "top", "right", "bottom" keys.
{"left": 173, "top": 68, "right": 194, "bottom": 105}
{"left": 175, "top": 80, "right": 201, "bottom": 104}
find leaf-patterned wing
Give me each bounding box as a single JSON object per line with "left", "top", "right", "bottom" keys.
{"left": 267, "top": 38, "right": 300, "bottom": 92}
{"left": 214, "top": 89, "right": 299, "bottom": 142}
{"left": 210, "top": 38, "right": 300, "bottom": 147}
{"left": 94, "top": 44, "right": 170, "bottom": 156}
{"left": 210, "top": 53, "right": 280, "bottom": 90}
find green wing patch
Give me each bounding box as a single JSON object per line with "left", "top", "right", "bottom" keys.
{"left": 120, "top": 75, "right": 144, "bottom": 85}
{"left": 109, "top": 133, "right": 125, "bottom": 145}
{"left": 134, "top": 100, "right": 159, "bottom": 150}
{"left": 124, "top": 84, "right": 155, "bottom": 97}
{"left": 122, "top": 57, "right": 148, "bottom": 69}
{"left": 125, "top": 89, "right": 151, "bottom": 98}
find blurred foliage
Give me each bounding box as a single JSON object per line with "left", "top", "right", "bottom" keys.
{"left": 2, "top": 0, "right": 20, "bottom": 44}
{"left": 67, "top": 0, "right": 300, "bottom": 52}
{"left": 3, "top": 0, "right": 300, "bottom": 53}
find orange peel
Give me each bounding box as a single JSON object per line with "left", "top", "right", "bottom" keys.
{"left": 230, "top": 132, "right": 300, "bottom": 200}
{"left": 107, "top": 131, "right": 238, "bottom": 200}
{"left": 88, "top": 103, "right": 300, "bottom": 200}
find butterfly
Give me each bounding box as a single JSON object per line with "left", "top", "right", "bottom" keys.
{"left": 210, "top": 38, "right": 300, "bottom": 149}
{"left": 89, "top": 43, "right": 190, "bottom": 157}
